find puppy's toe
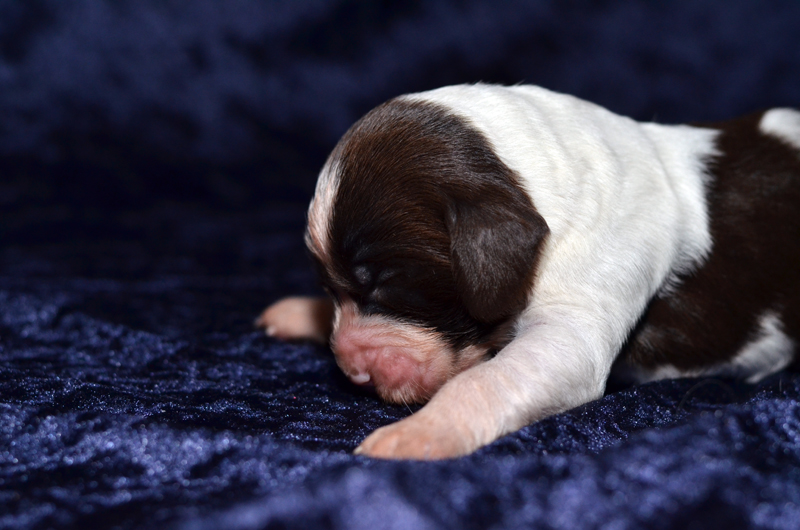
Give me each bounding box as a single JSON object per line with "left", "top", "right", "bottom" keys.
{"left": 255, "top": 296, "right": 333, "bottom": 343}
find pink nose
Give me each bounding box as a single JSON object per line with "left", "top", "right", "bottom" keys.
{"left": 331, "top": 332, "right": 374, "bottom": 386}
{"left": 349, "top": 372, "right": 373, "bottom": 387}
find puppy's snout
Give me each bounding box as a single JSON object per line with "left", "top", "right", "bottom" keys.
{"left": 328, "top": 309, "right": 458, "bottom": 403}
{"left": 331, "top": 328, "right": 424, "bottom": 394}
{"left": 331, "top": 332, "right": 374, "bottom": 386}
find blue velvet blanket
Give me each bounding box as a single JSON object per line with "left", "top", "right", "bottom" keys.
{"left": 2, "top": 2, "right": 800, "bottom": 529}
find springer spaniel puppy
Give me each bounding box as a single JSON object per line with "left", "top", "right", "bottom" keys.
{"left": 257, "top": 84, "right": 799, "bottom": 459}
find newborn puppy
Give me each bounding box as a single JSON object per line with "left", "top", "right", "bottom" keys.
{"left": 257, "top": 84, "right": 799, "bottom": 459}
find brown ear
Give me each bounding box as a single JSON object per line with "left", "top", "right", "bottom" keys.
{"left": 446, "top": 196, "right": 549, "bottom": 324}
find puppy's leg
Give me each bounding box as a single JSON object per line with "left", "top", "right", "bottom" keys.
{"left": 255, "top": 296, "right": 334, "bottom": 344}
{"left": 356, "top": 317, "right": 612, "bottom": 459}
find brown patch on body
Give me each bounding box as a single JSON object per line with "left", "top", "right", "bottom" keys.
{"left": 624, "top": 111, "right": 800, "bottom": 370}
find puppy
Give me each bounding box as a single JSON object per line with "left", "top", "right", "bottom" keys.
{"left": 257, "top": 84, "right": 799, "bottom": 460}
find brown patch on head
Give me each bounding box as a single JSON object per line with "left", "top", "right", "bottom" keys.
{"left": 312, "top": 98, "right": 549, "bottom": 354}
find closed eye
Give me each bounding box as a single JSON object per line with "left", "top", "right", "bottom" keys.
{"left": 353, "top": 264, "right": 372, "bottom": 287}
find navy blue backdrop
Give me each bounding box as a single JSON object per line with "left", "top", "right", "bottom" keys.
{"left": 2, "top": 2, "right": 800, "bottom": 529}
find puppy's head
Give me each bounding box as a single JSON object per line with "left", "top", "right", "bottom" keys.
{"left": 307, "top": 97, "right": 549, "bottom": 403}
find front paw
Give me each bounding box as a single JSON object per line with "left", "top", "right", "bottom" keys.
{"left": 255, "top": 296, "right": 333, "bottom": 343}
{"left": 354, "top": 414, "right": 474, "bottom": 460}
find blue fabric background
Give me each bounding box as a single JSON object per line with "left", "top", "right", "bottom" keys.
{"left": 1, "top": 1, "right": 800, "bottom": 529}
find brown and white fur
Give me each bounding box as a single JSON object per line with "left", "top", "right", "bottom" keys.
{"left": 257, "top": 84, "right": 800, "bottom": 460}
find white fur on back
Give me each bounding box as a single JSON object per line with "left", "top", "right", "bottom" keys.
{"left": 404, "top": 84, "right": 719, "bottom": 385}
{"left": 760, "top": 108, "right": 800, "bottom": 151}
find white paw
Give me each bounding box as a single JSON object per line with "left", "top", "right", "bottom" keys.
{"left": 255, "top": 296, "right": 333, "bottom": 343}
{"left": 355, "top": 413, "right": 474, "bottom": 460}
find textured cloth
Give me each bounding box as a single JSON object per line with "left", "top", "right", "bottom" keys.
{"left": 2, "top": 2, "right": 800, "bottom": 529}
